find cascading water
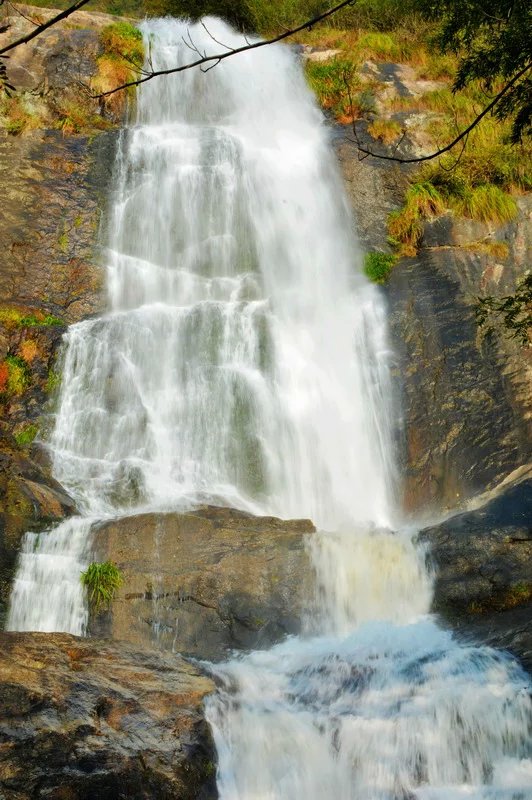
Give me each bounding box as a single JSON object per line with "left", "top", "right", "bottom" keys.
{"left": 7, "top": 17, "right": 532, "bottom": 798}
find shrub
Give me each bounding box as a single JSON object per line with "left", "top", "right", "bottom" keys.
{"left": 364, "top": 252, "right": 397, "bottom": 284}
{"left": 81, "top": 561, "right": 124, "bottom": 612}
{"left": 46, "top": 369, "right": 61, "bottom": 393}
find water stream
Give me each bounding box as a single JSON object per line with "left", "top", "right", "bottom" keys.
{"left": 7, "top": 18, "right": 532, "bottom": 798}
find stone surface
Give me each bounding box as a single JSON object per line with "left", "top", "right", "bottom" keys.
{"left": 91, "top": 506, "right": 316, "bottom": 660}
{"left": 0, "top": 425, "right": 76, "bottom": 625}
{"left": 0, "top": 632, "right": 217, "bottom": 800}
{"left": 336, "top": 124, "right": 531, "bottom": 513}
{"left": 419, "top": 472, "right": 532, "bottom": 672}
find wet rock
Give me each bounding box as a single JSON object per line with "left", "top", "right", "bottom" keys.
{"left": 336, "top": 125, "right": 531, "bottom": 513}
{"left": 0, "top": 632, "right": 217, "bottom": 800}
{"left": 0, "top": 426, "right": 76, "bottom": 625}
{"left": 418, "top": 471, "right": 532, "bottom": 672}
{"left": 91, "top": 506, "right": 316, "bottom": 660}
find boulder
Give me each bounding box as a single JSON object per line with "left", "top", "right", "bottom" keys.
{"left": 0, "top": 632, "right": 217, "bottom": 800}
{"left": 91, "top": 506, "right": 315, "bottom": 660}
{"left": 418, "top": 470, "right": 532, "bottom": 672}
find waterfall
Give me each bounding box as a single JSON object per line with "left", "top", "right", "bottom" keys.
{"left": 7, "top": 17, "right": 532, "bottom": 797}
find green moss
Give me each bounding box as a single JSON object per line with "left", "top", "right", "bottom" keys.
{"left": 364, "top": 252, "right": 397, "bottom": 284}
{"left": 58, "top": 229, "right": 69, "bottom": 253}
{"left": 81, "top": 561, "right": 123, "bottom": 612}
{"left": 46, "top": 369, "right": 62, "bottom": 393}
{"left": 0, "top": 308, "right": 63, "bottom": 328}
{"left": 4, "top": 356, "right": 29, "bottom": 396}
{"left": 14, "top": 423, "right": 39, "bottom": 447}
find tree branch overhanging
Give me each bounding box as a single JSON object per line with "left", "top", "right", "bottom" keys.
{"left": 0, "top": 0, "right": 93, "bottom": 56}
{"left": 92, "top": 0, "right": 358, "bottom": 98}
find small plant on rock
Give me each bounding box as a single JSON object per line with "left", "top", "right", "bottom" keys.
{"left": 81, "top": 561, "right": 123, "bottom": 612}
{"left": 364, "top": 252, "right": 397, "bottom": 284}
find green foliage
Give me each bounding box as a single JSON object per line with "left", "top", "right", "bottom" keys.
{"left": 305, "top": 58, "right": 359, "bottom": 119}
{"left": 414, "top": 0, "right": 531, "bottom": 142}
{"left": 3, "top": 356, "right": 29, "bottom": 396}
{"left": 46, "top": 369, "right": 62, "bottom": 394}
{"left": 81, "top": 561, "right": 124, "bottom": 612}
{"left": 364, "top": 252, "right": 397, "bottom": 284}
{"left": 101, "top": 22, "right": 144, "bottom": 63}
{"left": 14, "top": 423, "right": 39, "bottom": 447}
{"left": 0, "top": 308, "right": 62, "bottom": 328}
{"left": 476, "top": 274, "right": 532, "bottom": 347}
{"left": 452, "top": 184, "right": 518, "bottom": 225}
{"left": 388, "top": 182, "right": 446, "bottom": 256}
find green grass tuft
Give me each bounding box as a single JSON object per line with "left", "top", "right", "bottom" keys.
{"left": 364, "top": 252, "right": 397, "bottom": 284}
{"left": 14, "top": 423, "right": 39, "bottom": 447}
{"left": 388, "top": 182, "right": 447, "bottom": 256}
{"left": 452, "top": 184, "right": 518, "bottom": 224}
{"left": 81, "top": 561, "right": 123, "bottom": 612}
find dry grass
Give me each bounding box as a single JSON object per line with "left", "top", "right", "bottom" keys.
{"left": 367, "top": 117, "right": 402, "bottom": 144}
{"left": 388, "top": 182, "right": 447, "bottom": 256}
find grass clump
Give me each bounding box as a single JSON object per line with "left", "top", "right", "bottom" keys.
{"left": 14, "top": 423, "right": 39, "bottom": 447}
{"left": 2, "top": 356, "right": 30, "bottom": 396}
{"left": 452, "top": 184, "right": 518, "bottom": 225}
{"left": 364, "top": 251, "right": 397, "bottom": 284}
{"left": 81, "top": 561, "right": 123, "bottom": 612}
{"left": 305, "top": 58, "right": 359, "bottom": 120}
{"left": 367, "top": 117, "right": 402, "bottom": 144}
{"left": 46, "top": 369, "right": 61, "bottom": 393}
{"left": 388, "top": 181, "right": 446, "bottom": 256}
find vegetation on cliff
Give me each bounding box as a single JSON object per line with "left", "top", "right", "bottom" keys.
{"left": 81, "top": 561, "right": 124, "bottom": 611}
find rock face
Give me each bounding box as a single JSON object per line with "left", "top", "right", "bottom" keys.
{"left": 0, "top": 426, "right": 75, "bottom": 626}
{"left": 387, "top": 204, "right": 532, "bottom": 512}
{"left": 92, "top": 506, "right": 315, "bottom": 660}
{"left": 0, "top": 632, "right": 217, "bottom": 800}
{"left": 419, "top": 470, "right": 532, "bottom": 671}
{"left": 336, "top": 128, "right": 532, "bottom": 514}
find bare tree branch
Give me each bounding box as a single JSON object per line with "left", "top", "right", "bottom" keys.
{"left": 351, "top": 62, "right": 531, "bottom": 164}
{"left": 93, "top": 0, "right": 357, "bottom": 98}
{"left": 0, "top": 0, "right": 93, "bottom": 56}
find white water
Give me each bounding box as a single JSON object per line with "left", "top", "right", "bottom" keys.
{"left": 7, "top": 17, "right": 532, "bottom": 798}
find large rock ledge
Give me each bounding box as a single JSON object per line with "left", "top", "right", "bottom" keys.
{"left": 0, "top": 632, "right": 217, "bottom": 800}
{"left": 419, "top": 471, "right": 532, "bottom": 672}
{"left": 92, "top": 506, "right": 316, "bottom": 661}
